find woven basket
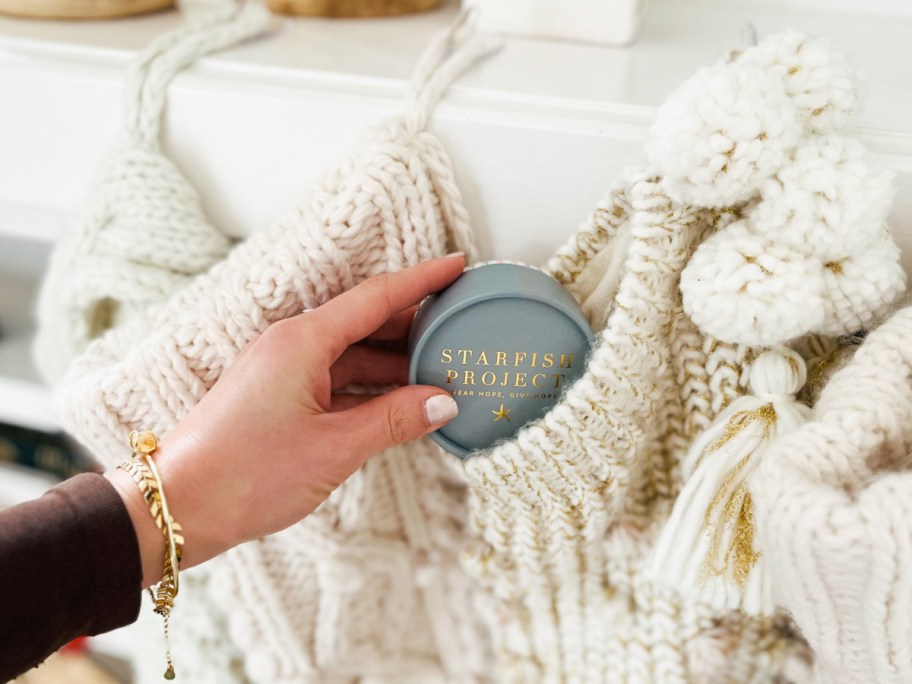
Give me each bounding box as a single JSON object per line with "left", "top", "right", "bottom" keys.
{"left": 0, "top": 0, "right": 173, "bottom": 19}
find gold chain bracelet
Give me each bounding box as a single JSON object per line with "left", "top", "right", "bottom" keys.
{"left": 119, "top": 430, "right": 183, "bottom": 680}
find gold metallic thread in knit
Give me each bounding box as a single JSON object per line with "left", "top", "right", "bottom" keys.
{"left": 701, "top": 405, "right": 777, "bottom": 583}
{"left": 709, "top": 404, "right": 776, "bottom": 454}
{"left": 806, "top": 350, "right": 838, "bottom": 398}
{"left": 724, "top": 486, "right": 761, "bottom": 585}
{"left": 785, "top": 353, "right": 800, "bottom": 376}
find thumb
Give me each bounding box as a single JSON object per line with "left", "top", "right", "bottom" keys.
{"left": 331, "top": 386, "right": 458, "bottom": 464}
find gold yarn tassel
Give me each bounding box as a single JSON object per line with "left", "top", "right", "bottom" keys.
{"left": 647, "top": 349, "right": 809, "bottom": 615}
{"left": 702, "top": 405, "right": 775, "bottom": 583}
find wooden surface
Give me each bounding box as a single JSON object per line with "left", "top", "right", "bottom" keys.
{"left": 266, "top": 0, "right": 441, "bottom": 18}
{"left": 0, "top": 0, "right": 172, "bottom": 20}
{"left": 11, "top": 651, "right": 127, "bottom": 684}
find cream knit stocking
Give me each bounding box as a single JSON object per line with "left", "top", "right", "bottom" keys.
{"left": 33, "top": 3, "right": 271, "bottom": 385}
{"left": 42, "top": 15, "right": 910, "bottom": 684}
{"left": 49, "top": 11, "right": 498, "bottom": 684}
{"left": 456, "top": 170, "right": 813, "bottom": 683}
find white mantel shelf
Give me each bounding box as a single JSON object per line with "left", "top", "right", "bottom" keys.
{"left": 1, "top": 0, "right": 912, "bottom": 429}
{"left": 2, "top": 0, "right": 912, "bottom": 253}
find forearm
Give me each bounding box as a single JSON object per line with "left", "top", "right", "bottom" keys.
{"left": 0, "top": 473, "right": 142, "bottom": 682}
{"left": 0, "top": 436, "right": 242, "bottom": 682}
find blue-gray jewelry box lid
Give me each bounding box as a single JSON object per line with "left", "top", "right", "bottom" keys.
{"left": 408, "top": 262, "right": 595, "bottom": 458}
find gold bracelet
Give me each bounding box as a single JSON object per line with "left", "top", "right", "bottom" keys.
{"left": 119, "top": 430, "right": 183, "bottom": 680}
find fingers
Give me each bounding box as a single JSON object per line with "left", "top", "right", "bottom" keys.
{"left": 325, "top": 386, "right": 458, "bottom": 464}
{"left": 331, "top": 346, "right": 408, "bottom": 390}
{"left": 330, "top": 394, "right": 375, "bottom": 411}
{"left": 367, "top": 305, "right": 419, "bottom": 341}
{"left": 314, "top": 253, "right": 464, "bottom": 362}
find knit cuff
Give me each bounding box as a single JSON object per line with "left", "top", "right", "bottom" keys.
{"left": 460, "top": 173, "right": 708, "bottom": 517}
{"left": 455, "top": 173, "right": 763, "bottom": 681}
{"left": 54, "top": 473, "right": 144, "bottom": 636}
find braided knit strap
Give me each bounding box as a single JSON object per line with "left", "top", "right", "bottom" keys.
{"left": 749, "top": 305, "right": 912, "bottom": 684}
{"left": 122, "top": 4, "right": 273, "bottom": 149}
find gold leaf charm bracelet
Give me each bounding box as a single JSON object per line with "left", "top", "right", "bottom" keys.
{"left": 119, "top": 430, "right": 183, "bottom": 680}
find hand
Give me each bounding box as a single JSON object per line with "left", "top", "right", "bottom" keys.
{"left": 106, "top": 254, "right": 465, "bottom": 587}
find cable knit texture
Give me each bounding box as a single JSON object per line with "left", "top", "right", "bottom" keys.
{"left": 39, "top": 13, "right": 910, "bottom": 684}
{"left": 33, "top": 3, "right": 273, "bottom": 385}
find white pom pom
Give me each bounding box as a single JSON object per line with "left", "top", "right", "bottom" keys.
{"left": 681, "top": 220, "right": 825, "bottom": 346}
{"left": 738, "top": 31, "right": 858, "bottom": 132}
{"left": 817, "top": 233, "right": 907, "bottom": 335}
{"left": 647, "top": 63, "right": 801, "bottom": 208}
{"left": 749, "top": 135, "right": 895, "bottom": 260}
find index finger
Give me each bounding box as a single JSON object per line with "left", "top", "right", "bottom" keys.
{"left": 314, "top": 253, "right": 465, "bottom": 362}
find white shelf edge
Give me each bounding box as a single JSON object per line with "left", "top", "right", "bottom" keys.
{"left": 0, "top": 376, "right": 58, "bottom": 432}
{"left": 680, "top": 0, "right": 912, "bottom": 19}
{"left": 0, "top": 461, "right": 58, "bottom": 508}
{"left": 0, "top": 201, "right": 69, "bottom": 244}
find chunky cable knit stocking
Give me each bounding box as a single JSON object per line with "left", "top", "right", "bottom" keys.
{"left": 34, "top": 3, "right": 271, "bottom": 385}
{"left": 50, "top": 11, "right": 497, "bottom": 683}
{"left": 43, "top": 16, "right": 910, "bottom": 684}
{"left": 457, "top": 171, "right": 812, "bottom": 683}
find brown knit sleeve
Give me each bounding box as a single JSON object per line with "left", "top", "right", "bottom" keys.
{"left": 0, "top": 472, "right": 142, "bottom": 681}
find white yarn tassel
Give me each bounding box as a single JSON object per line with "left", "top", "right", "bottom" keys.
{"left": 648, "top": 347, "right": 810, "bottom": 615}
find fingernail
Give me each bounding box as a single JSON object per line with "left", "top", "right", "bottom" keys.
{"left": 445, "top": 251, "right": 465, "bottom": 260}
{"left": 424, "top": 394, "right": 459, "bottom": 425}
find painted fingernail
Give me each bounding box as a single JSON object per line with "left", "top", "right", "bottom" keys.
{"left": 424, "top": 394, "right": 459, "bottom": 426}
{"left": 445, "top": 251, "right": 465, "bottom": 259}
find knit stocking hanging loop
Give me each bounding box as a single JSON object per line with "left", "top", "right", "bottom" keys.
{"left": 365, "top": 9, "right": 498, "bottom": 265}
{"left": 122, "top": 2, "right": 272, "bottom": 149}
{"left": 32, "top": 3, "right": 271, "bottom": 385}
{"left": 401, "top": 8, "right": 500, "bottom": 138}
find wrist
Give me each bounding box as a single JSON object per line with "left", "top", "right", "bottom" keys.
{"left": 108, "top": 428, "right": 248, "bottom": 586}
{"left": 152, "top": 434, "right": 239, "bottom": 570}
{"left": 105, "top": 466, "right": 166, "bottom": 589}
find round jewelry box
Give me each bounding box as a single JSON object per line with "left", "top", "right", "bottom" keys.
{"left": 408, "top": 261, "right": 595, "bottom": 458}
